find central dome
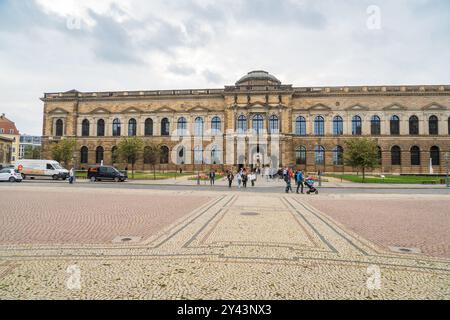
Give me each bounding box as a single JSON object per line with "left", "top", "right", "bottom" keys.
{"left": 236, "top": 70, "right": 281, "bottom": 86}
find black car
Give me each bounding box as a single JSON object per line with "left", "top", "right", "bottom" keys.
{"left": 87, "top": 166, "right": 127, "bottom": 182}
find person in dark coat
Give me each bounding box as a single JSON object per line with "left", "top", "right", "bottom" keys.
{"left": 226, "top": 171, "right": 234, "bottom": 188}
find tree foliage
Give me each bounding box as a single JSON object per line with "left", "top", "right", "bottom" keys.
{"left": 117, "top": 137, "right": 144, "bottom": 178}
{"left": 24, "top": 146, "right": 41, "bottom": 159}
{"left": 51, "top": 139, "right": 76, "bottom": 165}
{"left": 344, "top": 138, "right": 380, "bottom": 182}
{"left": 144, "top": 143, "right": 162, "bottom": 180}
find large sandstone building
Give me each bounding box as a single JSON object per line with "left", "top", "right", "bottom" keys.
{"left": 41, "top": 71, "right": 450, "bottom": 173}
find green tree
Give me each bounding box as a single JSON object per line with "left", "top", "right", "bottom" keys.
{"left": 51, "top": 139, "right": 76, "bottom": 166}
{"left": 24, "top": 146, "right": 41, "bottom": 159}
{"left": 344, "top": 138, "right": 380, "bottom": 183}
{"left": 144, "top": 143, "right": 162, "bottom": 180}
{"left": 117, "top": 137, "right": 144, "bottom": 179}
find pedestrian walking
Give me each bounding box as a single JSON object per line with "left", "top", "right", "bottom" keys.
{"left": 227, "top": 171, "right": 234, "bottom": 188}
{"left": 242, "top": 170, "right": 248, "bottom": 188}
{"left": 284, "top": 172, "right": 293, "bottom": 193}
{"left": 295, "top": 170, "right": 304, "bottom": 194}
{"left": 69, "top": 167, "right": 75, "bottom": 184}
{"left": 209, "top": 170, "right": 216, "bottom": 186}
{"left": 250, "top": 171, "right": 257, "bottom": 187}
{"left": 236, "top": 171, "right": 242, "bottom": 189}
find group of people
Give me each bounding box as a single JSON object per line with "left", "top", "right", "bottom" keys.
{"left": 281, "top": 167, "right": 317, "bottom": 194}
{"left": 226, "top": 168, "right": 258, "bottom": 189}
{"left": 223, "top": 166, "right": 317, "bottom": 194}
{"left": 281, "top": 167, "right": 304, "bottom": 194}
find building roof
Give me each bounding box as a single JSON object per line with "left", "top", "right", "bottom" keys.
{"left": 236, "top": 70, "right": 282, "bottom": 86}
{"left": 0, "top": 114, "right": 20, "bottom": 135}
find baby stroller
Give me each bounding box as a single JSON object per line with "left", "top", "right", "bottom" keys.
{"left": 305, "top": 177, "right": 319, "bottom": 195}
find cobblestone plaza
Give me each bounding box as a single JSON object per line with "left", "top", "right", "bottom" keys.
{"left": 0, "top": 184, "right": 448, "bottom": 300}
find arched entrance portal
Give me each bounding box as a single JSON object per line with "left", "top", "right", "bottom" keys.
{"left": 249, "top": 145, "right": 267, "bottom": 172}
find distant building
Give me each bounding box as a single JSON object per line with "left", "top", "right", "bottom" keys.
{"left": 0, "top": 114, "right": 20, "bottom": 163}
{"left": 19, "top": 135, "right": 42, "bottom": 159}
{"left": 0, "top": 136, "right": 13, "bottom": 165}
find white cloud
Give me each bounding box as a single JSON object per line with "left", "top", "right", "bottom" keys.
{"left": 0, "top": 0, "right": 449, "bottom": 135}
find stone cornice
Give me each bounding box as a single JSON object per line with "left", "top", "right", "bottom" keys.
{"left": 41, "top": 84, "right": 450, "bottom": 102}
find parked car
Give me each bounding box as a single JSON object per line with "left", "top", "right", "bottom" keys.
{"left": 15, "top": 160, "right": 69, "bottom": 180}
{"left": 0, "top": 168, "right": 23, "bottom": 182}
{"left": 87, "top": 166, "right": 127, "bottom": 182}
{"left": 0, "top": 164, "right": 14, "bottom": 170}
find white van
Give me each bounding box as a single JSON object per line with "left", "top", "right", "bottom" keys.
{"left": 15, "top": 160, "right": 69, "bottom": 180}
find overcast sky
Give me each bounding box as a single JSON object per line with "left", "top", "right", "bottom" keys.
{"left": 1, "top": 0, "right": 449, "bottom": 135}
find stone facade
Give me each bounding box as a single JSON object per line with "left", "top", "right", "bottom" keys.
{"left": 0, "top": 114, "right": 20, "bottom": 163}
{"left": 0, "top": 136, "right": 13, "bottom": 165}
{"left": 41, "top": 71, "right": 450, "bottom": 173}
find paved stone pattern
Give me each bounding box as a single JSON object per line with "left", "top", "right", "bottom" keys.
{"left": 0, "top": 185, "right": 449, "bottom": 300}
{"left": 0, "top": 188, "right": 213, "bottom": 245}
{"left": 306, "top": 198, "right": 450, "bottom": 258}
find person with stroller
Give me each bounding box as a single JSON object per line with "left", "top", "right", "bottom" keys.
{"left": 295, "top": 170, "right": 304, "bottom": 194}
{"left": 304, "top": 175, "right": 319, "bottom": 194}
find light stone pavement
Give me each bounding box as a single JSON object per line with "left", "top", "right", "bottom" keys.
{"left": 0, "top": 185, "right": 449, "bottom": 300}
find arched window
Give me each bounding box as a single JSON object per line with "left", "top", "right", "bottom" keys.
{"left": 377, "top": 146, "right": 382, "bottom": 165}
{"left": 95, "top": 146, "right": 104, "bottom": 164}
{"left": 97, "top": 119, "right": 105, "bottom": 137}
{"left": 333, "top": 146, "right": 344, "bottom": 165}
{"left": 194, "top": 117, "right": 204, "bottom": 137}
{"left": 352, "top": 116, "right": 362, "bottom": 136}
{"left": 315, "top": 145, "right": 325, "bottom": 165}
{"left": 429, "top": 116, "right": 439, "bottom": 135}
{"left": 390, "top": 115, "right": 400, "bottom": 135}
{"left": 237, "top": 115, "right": 247, "bottom": 133}
{"left": 391, "top": 146, "right": 401, "bottom": 165}
{"left": 177, "top": 117, "right": 187, "bottom": 136}
{"left": 161, "top": 118, "right": 170, "bottom": 136}
{"left": 314, "top": 116, "right": 324, "bottom": 136}
{"left": 371, "top": 116, "right": 381, "bottom": 135}
{"left": 252, "top": 114, "right": 264, "bottom": 134}
{"left": 333, "top": 116, "right": 343, "bottom": 136}
{"left": 194, "top": 146, "right": 203, "bottom": 164}
{"left": 295, "top": 116, "right": 306, "bottom": 136}
{"left": 409, "top": 116, "right": 419, "bottom": 135}
{"left": 112, "top": 119, "right": 121, "bottom": 137}
{"left": 81, "top": 119, "right": 90, "bottom": 137}
{"left": 80, "top": 147, "right": 88, "bottom": 164}
{"left": 55, "top": 119, "right": 64, "bottom": 137}
{"left": 430, "top": 146, "right": 440, "bottom": 166}
{"left": 144, "top": 118, "right": 153, "bottom": 136}
{"left": 160, "top": 146, "right": 169, "bottom": 164}
{"left": 111, "top": 146, "right": 118, "bottom": 164}
{"left": 269, "top": 115, "right": 279, "bottom": 134}
{"left": 410, "top": 146, "right": 421, "bottom": 166}
{"left": 211, "top": 116, "right": 221, "bottom": 134}
{"left": 295, "top": 146, "right": 307, "bottom": 165}
{"left": 128, "top": 118, "right": 137, "bottom": 136}
{"left": 177, "top": 146, "right": 185, "bottom": 164}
